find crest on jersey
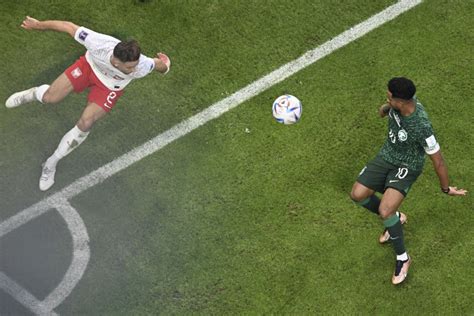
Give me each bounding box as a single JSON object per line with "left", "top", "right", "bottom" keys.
{"left": 71, "top": 67, "right": 82, "bottom": 78}
{"left": 398, "top": 129, "right": 408, "bottom": 142}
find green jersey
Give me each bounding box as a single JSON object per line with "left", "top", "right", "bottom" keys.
{"left": 379, "top": 99, "right": 439, "bottom": 171}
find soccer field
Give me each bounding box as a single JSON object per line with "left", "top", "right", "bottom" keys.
{"left": 1, "top": 0, "right": 473, "bottom": 314}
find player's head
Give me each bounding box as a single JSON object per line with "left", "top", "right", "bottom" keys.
{"left": 386, "top": 77, "right": 416, "bottom": 111}
{"left": 387, "top": 77, "right": 416, "bottom": 100}
{"left": 114, "top": 40, "right": 141, "bottom": 62}
{"left": 112, "top": 40, "right": 141, "bottom": 74}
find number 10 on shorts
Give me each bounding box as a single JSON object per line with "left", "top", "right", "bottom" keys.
{"left": 395, "top": 167, "right": 408, "bottom": 179}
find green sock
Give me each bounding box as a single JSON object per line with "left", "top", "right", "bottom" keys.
{"left": 383, "top": 214, "right": 405, "bottom": 255}
{"left": 357, "top": 195, "right": 380, "bottom": 215}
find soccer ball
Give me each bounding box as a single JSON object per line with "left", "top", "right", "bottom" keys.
{"left": 272, "top": 95, "right": 302, "bottom": 125}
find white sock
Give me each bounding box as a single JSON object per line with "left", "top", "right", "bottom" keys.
{"left": 396, "top": 252, "right": 408, "bottom": 261}
{"left": 35, "top": 84, "right": 50, "bottom": 103}
{"left": 396, "top": 211, "right": 400, "bottom": 218}
{"left": 45, "top": 125, "right": 89, "bottom": 169}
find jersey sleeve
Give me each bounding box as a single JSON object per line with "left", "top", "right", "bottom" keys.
{"left": 420, "top": 123, "right": 440, "bottom": 155}
{"left": 132, "top": 55, "right": 156, "bottom": 78}
{"left": 74, "top": 26, "right": 120, "bottom": 51}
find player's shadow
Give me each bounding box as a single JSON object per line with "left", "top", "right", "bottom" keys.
{"left": 30, "top": 52, "right": 83, "bottom": 85}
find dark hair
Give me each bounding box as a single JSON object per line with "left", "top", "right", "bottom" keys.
{"left": 113, "top": 40, "right": 141, "bottom": 62}
{"left": 388, "top": 77, "right": 416, "bottom": 100}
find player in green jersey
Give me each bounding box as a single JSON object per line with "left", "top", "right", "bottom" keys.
{"left": 350, "top": 77, "right": 467, "bottom": 285}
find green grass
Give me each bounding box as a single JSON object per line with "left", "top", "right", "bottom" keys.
{"left": 1, "top": 0, "right": 473, "bottom": 315}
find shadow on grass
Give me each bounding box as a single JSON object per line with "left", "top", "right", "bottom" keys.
{"left": 29, "top": 52, "right": 83, "bottom": 86}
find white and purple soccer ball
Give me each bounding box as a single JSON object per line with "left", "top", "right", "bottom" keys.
{"left": 272, "top": 94, "right": 302, "bottom": 125}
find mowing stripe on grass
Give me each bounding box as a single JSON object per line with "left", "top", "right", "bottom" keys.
{"left": 0, "top": 0, "right": 423, "bottom": 237}
{"left": 50, "top": 0, "right": 422, "bottom": 202}
{"left": 0, "top": 1, "right": 422, "bottom": 313}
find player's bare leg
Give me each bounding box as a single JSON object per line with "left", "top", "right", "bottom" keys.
{"left": 350, "top": 182, "right": 375, "bottom": 204}
{"left": 379, "top": 188, "right": 411, "bottom": 285}
{"left": 6, "top": 72, "right": 74, "bottom": 108}
{"left": 75, "top": 102, "right": 108, "bottom": 132}
{"left": 39, "top": 102, "right": 107, "bottom": 191}
{"left": 41, "top": 72, "right": 75, "bottom": 103}
{"left": 351, "top": 182, "right": 407, "bottom": 243}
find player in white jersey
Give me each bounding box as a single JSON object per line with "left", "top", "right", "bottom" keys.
{"left": 5, "top": 16, "right": 171, "bottom": 191}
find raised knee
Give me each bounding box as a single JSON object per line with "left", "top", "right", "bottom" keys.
{"left": 77, "top": 118, "right": 94, "bottom": 132}
{"left": 350, "top": 184, "right": 367, "bottom": 202}
{"left": 350, "top": 189, "right": 363, "bottom": 203}
{"left": 378, "top": 207, "right": 392, "bottom": 219}
{"left": 350, "top": 190, "right": 358, "bottom": 202}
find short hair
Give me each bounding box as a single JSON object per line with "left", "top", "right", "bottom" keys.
{"left": 113, "top": 40, "right": 141, "bottom": 62}
{"left": 388, "top": 77, "right": 416, "bottom": 100}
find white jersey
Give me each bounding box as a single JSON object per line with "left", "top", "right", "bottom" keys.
{"left": 74, "top": 26, "right": 155, "bottom": 91}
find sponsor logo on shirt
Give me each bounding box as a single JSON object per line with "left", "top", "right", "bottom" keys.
{"left": 71, "top": 67, "right": 82, "bottom": 78}
{"left": 79, "top": 31, "right": 89, "bottom": 41}
{"left": 113, "top": 75, "right": 125, "bottom": 80}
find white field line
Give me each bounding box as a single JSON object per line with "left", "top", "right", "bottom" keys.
{"left": 0, "top": 1, "right": 422, "bottom": 314}
{"left": 59, "top": 0, "right": 422, "bottom": 199}
{"left": 41, "top": 200, "right": 90, "bottom": 312}
{"left": 0, "top": 200, "right": 90, "bottom": 316}
{"left": 0, "top": 272, "right": 58, "bottom": 316}
{"left": 0, "top": 0, "right": 422, "bottom": 237}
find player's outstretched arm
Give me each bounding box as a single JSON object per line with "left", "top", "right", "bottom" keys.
{"left": 429, "top": 151, "right": 467, "bottom": 196}
{"left": 153, "top": 52, "right": 171, "bottom": 74}
{"left": 21, "top": 16, "right": 79, "bottom": 38}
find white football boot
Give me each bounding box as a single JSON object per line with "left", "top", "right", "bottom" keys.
{"left": 39, "top": 164, "right": 56, "bottom": 191}
{"left": 5, "top": 87, "right": 38, "bottom": 108}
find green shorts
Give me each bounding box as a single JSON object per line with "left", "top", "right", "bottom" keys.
{"left": 357, "top": 155, "right": 422, "bottom": 197}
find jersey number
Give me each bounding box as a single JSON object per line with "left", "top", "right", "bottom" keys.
{"left": 104, "top": 92, "right": 117, "bottom": 109}
{"left": 389, "top": 129, "right": 396, "bottom": 143}
{"left": 395, "top": 168, "right": 408, "bottom": 179}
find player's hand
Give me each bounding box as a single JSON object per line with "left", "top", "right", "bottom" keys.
{"left": 447, "top": 186, "right": 468, "bottom": 196}
{"left": 379, "top": 103, "right": 391, "bottom": 117}
{"left": 21, "top": 16, "right": 41, "bottom": 30}
{"left": 156, "top": 52, "right": 171, "bottom": 74}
